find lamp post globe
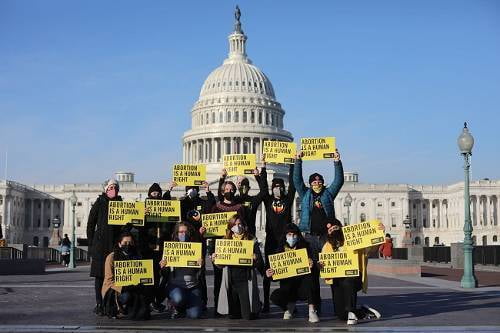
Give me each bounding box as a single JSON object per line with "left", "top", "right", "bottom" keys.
{"left": 458, "top": 122, "right": 477, "bottom": 288}
{"left": 68, "top": 192, "right": 78, "bottom": 269}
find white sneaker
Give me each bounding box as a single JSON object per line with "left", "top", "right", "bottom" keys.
{"left": 308, "top": 310, "right": 320, "bottom": 323}
{"left": 283, "top": 310, "right": 293, "bottom": 320}
{"left": 362, "top": 304, "right": 381, "bottom": 319}
{"left": 347, "top": 311, "right": 358, "bottom": 325}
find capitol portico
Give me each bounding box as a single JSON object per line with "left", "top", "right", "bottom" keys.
{"left": 1, "top": 8, "right": 499, "bottom": 250}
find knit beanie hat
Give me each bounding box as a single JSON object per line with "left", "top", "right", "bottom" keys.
{"left": 104, "top": 179, "right": 119, "bottom": 192}
{"left": 148, "top": 183, "right": 162, "bottom": 197}
{"left": 308, "top": 173, "right": 324, "bottom": 184}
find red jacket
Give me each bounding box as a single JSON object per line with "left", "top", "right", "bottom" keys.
{"left": 379, "top": 239, "right": 393, "bottom": 257}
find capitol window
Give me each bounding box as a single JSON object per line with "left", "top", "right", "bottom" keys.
{"left": 360, "top": 202, "right": 365, "bottom": 207}
{"left": 235, "top": 81, "right": 239, "bottom": 86}
{"left": 258, "top": 111, "right": 262, "bottom": 124}
{"left": 251, "top": 111, "right": 255, "bottom": 123}
{"left": 235, "top": 111, "right": 239, "bottom": 122}
{"left": 219, "top": 112, "right": 223, "bottom": 123}
{"left": 265, "top": 112, "right": 269, "bottom": 125}
{"left": 243, "top": 111, "right": 247, "bottom": 123}
{"left": 227, "top": 111, "right": 231, "bottom": 122}
{"left": 212, "top": 112, "right": 215, "bottom": 123}
{"left": 242, "top": 81, "right": 246, "bottom": 86}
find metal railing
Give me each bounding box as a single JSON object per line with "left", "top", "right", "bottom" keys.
{"left": 0, "top": 246, "right": 89, "bottom": 263}
{"left": 473, "top": 246, "right": 500, "bottom": 266}
{"left": 423, "top": 246, "right": 451, "bottom": 263}
{"left": 392, "top": 248, "right": 408, "bottom": 260}
{"left": 0, "top": 247, "right": 23, "bottom": 260}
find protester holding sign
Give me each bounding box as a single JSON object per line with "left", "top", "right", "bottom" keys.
{"left": 265, "top": 223, "right": 319, "bottom": 323}
{"left": 217, "top": 166, "right": 264, "bottom": 236}
{"left": 259, "top": 158, "right": 296, "bottom": 312}
{"left": 140, "top": 183, "right": 169, "bottom": 313}
{"left": 213, "top": 215, "right": 264, "bottom": 320}
{"left": 293, "top": 148, "right": 344, "bottom": 312}
{"left": 319, "top": 218, "right": 382, "bottom": 325}
{"left": 101, "top": 231, "right": 151, "bottom": 320}
{"left": 86, "top": 179, "right": 123, "bottom": 316}
{"left": 159, "top": 222, "right": 204, "bottom": 319}
{"left": 164, "top": 181, "right": 215, "bottom": 227}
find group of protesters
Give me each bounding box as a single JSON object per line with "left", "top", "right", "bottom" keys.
{"left": 86, "top": 149, "right": 382, "bottom": 324}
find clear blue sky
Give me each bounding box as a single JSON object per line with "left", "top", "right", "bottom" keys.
{"left": 1, "top": 0, "right": 499, "bottom": 185}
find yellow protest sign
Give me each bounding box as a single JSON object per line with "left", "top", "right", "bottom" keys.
{"left": 163, "top": 242, "right": 202, "bottom": 268}
{"left": 268, "top": 248, "right": 310, "bottom": 280}
{"left": 173, "top": 164, "right": 206, "bottom": 186}
{"left": 342, "top": 219, "right": 385, "bottom": 251}
{"left": 319, "top": 250, "right": 359, "bottom": 279}
{"left": 114, "top": 259, "right": 154, "bottom": 287}
{"left": 108, "top": 201, "right": 145, "bottom": 226}
{"left": 223, "top": 154, "right": 256, "bottom": 176}
{"left": 202, "top": 212, "right": 234, "bottom": 238}
{"left": 263, "top": 140, "right": 296, "bottom": 164}
{"left": 145, "top": 199, "right": 181, "bottom": 223}
{"left": 300, "top": 137, "right": 336, "bottom": 160}
{"left": 214, "top": 239, "right": 254, "bottom": 266}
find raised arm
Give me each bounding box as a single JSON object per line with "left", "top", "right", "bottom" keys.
{"left": 286, "top": 163, "right": 296, "bottom": 203}
{"left": 217, "top": 169, "right": 227, "bottom": 202}
{"left": 326, "top": 150, "right": 344, "bottom": 199}
{"left": 292, "top": 153, "right": 307, "bottom": 198}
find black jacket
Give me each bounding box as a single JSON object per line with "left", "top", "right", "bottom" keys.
{"left": 261, "top": 165, "right": 296, "bottom": 254}
{"left": 217, "top": 175, "right": 264, "bottom": 236}
{"left": 86, "top": 193, "right": 123, "bottom": 278}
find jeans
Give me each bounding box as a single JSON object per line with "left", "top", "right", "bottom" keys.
{"left": 167, "top": 285, "right": 203, "bottom": 319}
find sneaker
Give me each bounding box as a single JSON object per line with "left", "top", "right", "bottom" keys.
{"left": 308, "top": 310, "right": 320, "bottom": 323}
{"left": 347, "top": 311, "right": 358, "bottom": 325}
{"left": 151, "top": 302, "right": 166, "bottom": 313}
{"left": 170, "top": 309, "right": 185, "bottom": 319}
{"left": 283, "top": 310, "right": 293, "bottom": 320}
{"left": 362, "top": 304, "right": 381, "bottom": 319}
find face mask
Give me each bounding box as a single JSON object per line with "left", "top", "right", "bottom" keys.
{"left": 312, "top": 185, "right": 323, "bottom": 194}
{"left": 121, "top": 244, "right": 132, "bottom": 255}
{"left": 286, "top": 235, "right": 298, "bottom": 248}
{"left": 187, "top": 188, "right": 198, "bottom": 198}
{"left": 178, "top": 234, "right": 187, "bottom": 242}
{"left": 231, "top": 225, "right": 242, "bottom": 235}
{"left": 239, "top": 185, "right": 249, "bottom": 195}
{"left": 106, "top": 188, "right": 117, "bottom": 199}
{"left": 272, "top": 187, "right": 282, "bottom": 198}
{"left": 224, "top": 191, "right": 234, "bottom": 201}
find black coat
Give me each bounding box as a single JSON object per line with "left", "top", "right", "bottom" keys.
{"left": 261, "top": 165, "right": 296, "bottom": 255}
{"left": 86, "top": 193, "right": 123, "bottom": 278}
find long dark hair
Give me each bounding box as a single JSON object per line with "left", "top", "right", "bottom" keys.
{"left": 326, "top": 218, "right": 344, "bottom": 251}
{"left": 113, "top": 231, "right": 138, "bottom": 260}
{"left": 225, "top": 214, "right": 253, "bottom": 240}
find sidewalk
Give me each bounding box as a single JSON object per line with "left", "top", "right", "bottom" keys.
{"left": 0, "top": 265, "right": 499, "bottom": 332}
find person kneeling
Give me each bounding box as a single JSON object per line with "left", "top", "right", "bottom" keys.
{"left": 213, "top": 214, "right": 264, "bottom": 320}
{"left": 320, "top": 218, "right": 381, "bottom": 325}
{"left": 101, "top": 231, "right": 151, "bottom": 320}
{"left": 160, "top": 222, "right": 204, "bottom": 319}
{"left": 265, "top": 223, "right": 319, "bottom": 323}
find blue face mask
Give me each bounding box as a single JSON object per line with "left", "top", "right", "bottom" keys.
{"left": 286, "top": 235, "right": 298, "bottom": 248}
{"left": 178, "top": 234, "right": 187, "bottom": 242}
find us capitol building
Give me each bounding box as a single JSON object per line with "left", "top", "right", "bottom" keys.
{"left": 1, "top": 9, "right": 499, "bottom": 249}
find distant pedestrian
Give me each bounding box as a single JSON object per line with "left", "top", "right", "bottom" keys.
{"left": 60, "top": 234, "right": 71, "bottom": 267}
{"left": 378, "top": 234, "right": 393, "bottom": 260}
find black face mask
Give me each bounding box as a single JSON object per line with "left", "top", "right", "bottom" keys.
{"left": 224, "top": 192, "right": 235, "bottom": 201}
{"left": 121, "top": 245, "right": 133, "bottom": 255}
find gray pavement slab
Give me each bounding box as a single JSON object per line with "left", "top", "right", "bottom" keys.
{"left": 0, "top": 265, "right": 499, "bottom": 332}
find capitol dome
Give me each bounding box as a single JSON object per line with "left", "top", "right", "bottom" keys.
{"left": 182, "top": 7, "right": 293, "bottom": 175}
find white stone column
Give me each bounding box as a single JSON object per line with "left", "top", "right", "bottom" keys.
{"left": 371, "top": 198, "right": 376, "bottom": 221}
{"left": 352, "top": 198, "right": 358, "bottom": 224}
{"left": 385, "top": 198, "right": 390, "bottom": 228}
{"left": 40, "top": 200, "right": 44, "bottom": 229}
{"left": 31, "top": 199, "right": 35, "bottom": 229}
{"left": 239, "top": 137, "right": 243, "bottom": 154}
{"left": 486, "top": 196, "right": 491, "bottom": 226}
{"left": 250, "top": 137, "right": 254, "bottom": 154}
{"left": 420, "top": 200, "right": 424, "bottom": 228}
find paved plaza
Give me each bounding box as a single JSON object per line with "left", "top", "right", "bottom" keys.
{"left": 0, "top": 262, "right": 499, "bottom": 332}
